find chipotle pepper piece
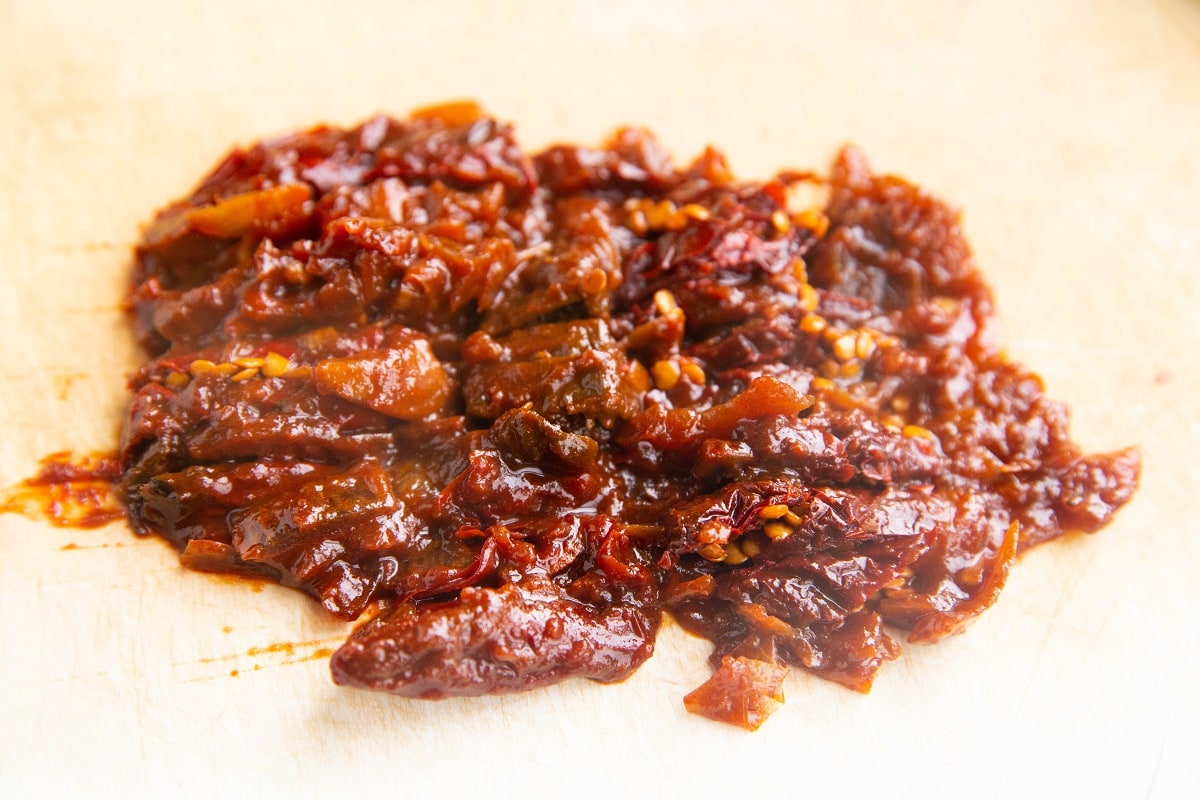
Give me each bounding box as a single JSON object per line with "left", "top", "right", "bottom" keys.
{"left": 106, "top": 106, "right": 1140, "bottom": 731}
{"left": 314, "top": 330, "right": 453, "bottom": 420}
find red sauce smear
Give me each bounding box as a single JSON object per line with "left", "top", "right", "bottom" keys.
{"left": 1, "top": 452, "right": 123, "bottom": 528}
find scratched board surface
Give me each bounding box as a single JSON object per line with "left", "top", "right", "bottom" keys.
{"left": 1, "top": 2, "right": 1198, "bottom": 797}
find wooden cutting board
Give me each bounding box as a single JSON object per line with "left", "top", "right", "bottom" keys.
{"left": 2, "top": 1, "right": 1197, "bottom": 796}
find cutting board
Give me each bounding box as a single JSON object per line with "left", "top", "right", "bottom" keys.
{"left": 2, "top": 1, "right": 1197, "bottom": 797}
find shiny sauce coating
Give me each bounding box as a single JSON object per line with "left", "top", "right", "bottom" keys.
{"left": 118, "top": 103, "right": 1139, "bottom": 729}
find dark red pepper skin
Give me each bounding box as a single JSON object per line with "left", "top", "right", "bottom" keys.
{"left": 117, "top": 104, "right": 1139, "bottom": 725}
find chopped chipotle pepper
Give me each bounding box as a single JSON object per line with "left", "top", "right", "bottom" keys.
{"left": 112, "top": 101, "right": 1138, "bottom": 728}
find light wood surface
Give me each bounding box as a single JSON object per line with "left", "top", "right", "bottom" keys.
{"left": 2, "top": 1, "right": 1197, "bottom": 797}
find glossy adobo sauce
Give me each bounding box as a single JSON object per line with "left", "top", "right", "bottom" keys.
{"left": 115, "top": 103, "right": 1138, "bottom": 729}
